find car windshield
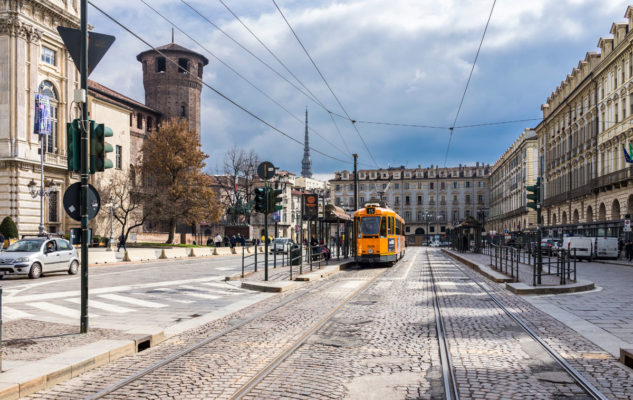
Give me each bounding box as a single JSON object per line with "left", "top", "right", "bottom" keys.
{"left": 5, "top": 239, "right": 44, "bottom": 252}
{"left": 361, "top": 217, "right": 380, "bottom": 235}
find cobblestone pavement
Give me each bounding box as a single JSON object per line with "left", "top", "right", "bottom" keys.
{"left": 27, "top": 266, "right": 384, "bottom": 399}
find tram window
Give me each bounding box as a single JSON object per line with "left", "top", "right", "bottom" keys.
{"left": 380, "top": 217, "right": 387, "bottom": 238}
{"left": 388, "top": 217, "right": 394, "bottom": 235}
{"left": 354, "top": 217, "right": 361, "bottom": 238}
{"left": 396, "top": 221, "right": 400, "bottom": 235}
{"left": 361, "top": 217, "right": 380, "bottom": 236}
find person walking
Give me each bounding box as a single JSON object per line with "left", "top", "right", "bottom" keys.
{"left": 239, "top": 234, "right": 246, "bottom": 247}
{"left": 223, "top": 236, "right": 229, "bottom": 247}
{"left": 117, "top": 234, "right": 127, "bottom": 252}
{"left": 230, "top": 235, "right": 236, "bottom": 248}
{"left": 236, "top": 233, "right": 243, "bottom": 246}
{"left": 626, "top": 240, "right": 633, "bottom": 262}
{"left": 215, "top": 233, "right": 222, "bottom": 247}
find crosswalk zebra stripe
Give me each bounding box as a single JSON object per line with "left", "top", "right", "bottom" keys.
{"left": 66, "top": 298, "right": 135, "bottom": 314}
{"left": 31, "top": 302, "right": 99, "bottom": 318}
{"left": 2, "top": 306, "right": 33, "bottom": 320}
{"left": 98, "top": 294, "right": 167, "bottom": 308}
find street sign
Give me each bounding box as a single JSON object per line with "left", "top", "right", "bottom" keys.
{"left": 272, "top": 210, "right": 281, "bottom": 222}
{"left": 302, "top": 193, "right": 318, "bottom": 220}
{"left": 257, "top": 161, "right": 275, "bottom": 180}
{"left": 295, "top": 225, "right": 300, "bottom": 234}
{"left": 548, "top": 229, "right": 553, "bottom": 236}
{"left": 63, "top": 182, "right": 101, "bottom": 221}
{"left": 557, "top": 227, "right": 563, "bottom": 234}
{"left": 69, "top": 228, "right": 91, "bottom": 245}
{"left": 57, "top": 27, "right": 115, "bottom": 76}
{"left": 625, "top": 219, "right": 632, "bottom": 232}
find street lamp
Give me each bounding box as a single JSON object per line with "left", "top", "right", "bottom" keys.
{"left": 104, "top": 196, "right": 119, "bottom": 251}
{"left": 28, "top": 178, "right": 59, "bottom": 235}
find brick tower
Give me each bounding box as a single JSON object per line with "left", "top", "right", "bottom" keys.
{"left": 136, "top": 43, "right": 209, "bottom": 138}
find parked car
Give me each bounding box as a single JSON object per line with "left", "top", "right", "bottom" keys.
{"left": 0, "top": 237, "right": 79, "bottom": 279}
{"left": 562, "top": 237, "right": 593, "bottom": 260}
{"left": 592, "top": 237, "right": 619, "bottom": 259}
{"left": 270, "top": 238, "right": 293, "bottom": 254}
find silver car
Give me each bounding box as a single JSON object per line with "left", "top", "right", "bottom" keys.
{"left": 0, "top": 238, "right": 79, "bottom": 279}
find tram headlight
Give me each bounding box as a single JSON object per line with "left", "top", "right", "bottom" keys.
{"left": 368, "top": 248, "right": 374, "bottom": 254}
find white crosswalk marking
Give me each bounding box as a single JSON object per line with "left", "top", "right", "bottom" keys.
{"left": 98, "top": 294, "right": 167, "bottom": 308}
{"left": 2, "top": 306, "right": 33, "bottom": 321}
{"left": 170, "top": 299, "right": 195, "bottom": 304}
{"left": 31, "top": 302, "right": 99, "bottom": 318}
{"left": 181, "top": 291, "right": 220, "bottom": 300}
{"left": 66, "top": 298, "right": 135, "bottom": 314}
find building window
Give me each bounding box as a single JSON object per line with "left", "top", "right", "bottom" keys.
{"left": 137, "top": 113, "right": 143, "bottom": 129}
{"left": 360, "top": 184, "right": 365, "bottom": 190}
{"left": 465, "top": 181, "right": 471, "bottom": 188}
{"left": 359, "top": 196, "right": 365, "bottom": 204}
{"left": 38, "top": 81, "right": 58, "bottom": 153}
{"left": 147, "top": 116, "right": 153, "bottom": 132}
{"left": 178, "top": 58, "right": 189, "bottom": 73}
{"left": 417, "top": 195, "right": 422, "bottom": 205}
{"left": 404, "top": 182, "right": 409, "bottom": 189}
{"left": 465, "top": 195, "right": 471, "bottom": 204}
{"left": 405, "top": 196, "right": 410, "bottom": 205}
{"left": 48, "top": 191, "right": 58, "bottom": 223}
{"left": 478, "top": 194, "right": 483, "bottom": 204}
{"left": 130, "top": 113, "right": 133, "bottom": 127}
{"left": 441, "top": 182, "right": 445, "bottom": 190}
{"left": 41, "top": 46, "right": 56, "bottom": 66}
{"left": 180, "top": 105, "right": 187, "bottom": 118}
{"left": 197, "top": 62, "right": 203, "bottom": 78}
{"left": 441, "top": 226, "right": 446, "bottom": 233}
{"left": 430, "top": 182, "right": 434, "bottom": 189}
{"left": 394, "top": 183, "right": 399, "bottom": 189}
{"left": 116, "top": 145, "right": 122, "bottom": 169}
{"left": 335, "top": 198, "right": 341, "bottom": 206}
{"left": 405, "top": 211, "right": 411, "bottom": 220}
{"left": 156, "top": 57, "right": 166, "bottom": 72}
{"left": 430, "top": 226, "right": 435, "bottom": 233}
{"left": 453, "top": 182, "right": 458, "bottom": 188}
{"left": 335, "top": 184, "right": 340, "bottom": 191}
{"left": 394, "top": 196, "right": 400, "bottom": 205}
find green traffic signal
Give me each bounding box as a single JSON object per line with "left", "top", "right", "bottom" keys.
{"left": 66, "top": 119, "right": 80, "bottom": 172}
{"left": 269, "top": 189, "right": 283, "bottom": 213}
{"left": 526, "top": 177, "right": 541, "bottom": 210}
{"left": 254, "top": 187, "right": 268, "bottom": 213}
{"left": 90, "top": 121, "right": 114, "bottom": 173}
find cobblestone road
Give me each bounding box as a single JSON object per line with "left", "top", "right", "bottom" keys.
{"left": 26, "top": 248, "right": 633, "bottom": 399}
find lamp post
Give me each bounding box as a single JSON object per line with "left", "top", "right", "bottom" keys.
{"left": 423, "top": 210, "right": 432, "bottom": 241}
{"left": 104, "top": 196, "right": 119, "bottom": 251}
{"left": 28, "top": 179, "right": 58, "bottom": 236}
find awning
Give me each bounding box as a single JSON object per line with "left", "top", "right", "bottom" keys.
{"left": 324, "top": 204, "right": 352, "bottom": 222}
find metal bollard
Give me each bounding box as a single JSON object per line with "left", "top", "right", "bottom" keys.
{"left": 241, "top": 246, "right": 245, "bottom": 278}
{"left": 254, "top": 245, "right": 258, "bottom": 272}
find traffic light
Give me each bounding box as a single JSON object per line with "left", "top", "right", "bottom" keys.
{"left": 269, "top": 189, "right": 283, "bottom": 213}
{"left": 526, "top": 177, "right": 541, "bottom": 210}
{"left": 66, "top": 119, "right": 80, "bottom": 172}
{"left": 254, "top": 187, "right": 268, "bottom": 213}
{"left": 90, "top": 121, "right": 114, "bottom": 173}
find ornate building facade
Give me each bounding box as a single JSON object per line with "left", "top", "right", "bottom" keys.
{"left": 537, "top": 5, "right": 633, "bottom": 238}
{"left": 330, "top": 164, "right": 491, "bottom": 240}
{"left": 488, "top": 129, "right": 538, "bottom": 235}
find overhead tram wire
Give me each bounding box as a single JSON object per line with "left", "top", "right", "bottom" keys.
{"left": 88, "top": 1, "right": 352, "bottom": 166}
{"left": 353, "top": 117, "right": 543, "bottom": 130}
{"left": 271, "top": 0, "right": 380, "bottom": 169}
{"left": 179, "top": 0, "right": 331, "bottom": 114}
{"left": 327, "top": 112, "right": 352, "bottom": 155}
{"left": 138, "top": 0, "right": 350, "bottom": 160}
{"left": 443, "top": 0, "right": 497, "bottom": 167}
{"left": 217, "top": 0, "right": 353, "bottom": 157}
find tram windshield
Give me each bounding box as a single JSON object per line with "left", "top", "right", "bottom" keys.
{"left": 361, "top": 217, "right": 380, "bottom": 235}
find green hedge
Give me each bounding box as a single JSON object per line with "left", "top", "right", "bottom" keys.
{"left": 0, "top": 217, "right": 18, "bottom": 238}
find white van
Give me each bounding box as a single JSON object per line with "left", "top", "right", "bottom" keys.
{"left": 562, "top": 237, "right": 593, "bottom": 260}
{"left": 592, "top": 237, "right": 619, "bottom": 259}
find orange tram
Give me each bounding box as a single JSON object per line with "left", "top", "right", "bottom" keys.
{"left": 353, "top": 203, "right": 406, "bottom": 266}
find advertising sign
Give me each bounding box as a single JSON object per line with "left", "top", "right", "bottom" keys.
{"left": 302, "top": 193, "right": 318, "bottom": 220}
{"left": 34, "top": 94, "right": 52, "bottom": 135}
{"left": 272, "top": 210, "right": 281, "bottom": 222}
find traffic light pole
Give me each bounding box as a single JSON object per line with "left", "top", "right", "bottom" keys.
{"left": 264, "top": 183, "right": 269, "bottom": 281}
{"left": 537, "top": 200, "right": 542, "bottom": 285}
{"left": 79, "top": 0, "right": 89, "bottom": 333}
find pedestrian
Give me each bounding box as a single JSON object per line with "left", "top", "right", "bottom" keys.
{"left": 230, "top": 235, "right": 236, "bottom": 248}
{"left": 206, "top": 237, "right": 212, "bottom": 246}
{"left": 236, "top": 233, "right": 242, "bottom": 246}
{"left": 117, "top": 234, "right": 126, "bottom": 252}
{"left": 0, "top": 231, "right": 4, "bottom": 250}
{"left": 239, "top": 235, "right": 246, "bottom": 247}
{"left": 223, "top": 236, "right": 229, "bottom": 247}
{"left": 619, "top": 239, "right": 624, "bottom": 259}
{"left": 215, "top": 233, "right": 222, "bottom": 247}
{"left": 626, "top": 241, "right": 633, "bottom": 262}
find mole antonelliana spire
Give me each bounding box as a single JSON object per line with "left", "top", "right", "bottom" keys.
{"left": 301, "top": 108, "right": 312, "bottom": 178}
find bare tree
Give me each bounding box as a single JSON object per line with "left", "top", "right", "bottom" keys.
{"left": 217, "top": 147, "right": 259, "bottom": 222}
{"left": 97, "top": 168, "right": 147, "bottom": 241}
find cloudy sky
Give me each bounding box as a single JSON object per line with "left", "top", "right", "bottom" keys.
{"left": 88, "top": 0, "right": 632, "bottom": 178}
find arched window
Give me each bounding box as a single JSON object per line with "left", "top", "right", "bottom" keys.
{"left": 180, "top": 105, "right": 186, "bottom": 118}
{"left": 38, "top": 81, "right": 58, "bottom": 153}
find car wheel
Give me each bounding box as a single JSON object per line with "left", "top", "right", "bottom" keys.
{"left": 29, "top": 262, "right": 42, "bottom": 279}
{"left": 68, "top": 260, "right": 79, "bottom": 275}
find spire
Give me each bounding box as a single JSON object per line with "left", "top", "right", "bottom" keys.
{"left": 301, "top": 107, "right": 313, "bottom": 178}
{"left": 171, "top": 27, "right": 174, "bottom": 43}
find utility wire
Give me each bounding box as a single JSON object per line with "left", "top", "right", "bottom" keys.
{"left": 138, "top": 0, "right": 350, "bottom": 160}
{"left": 353, "top": 117, "right": 542, "bottom": 130}
{"left": 217, "top": 0, "right": 353, "bottom": 156}
{"left": 327, "top": 112, "right": 352, "bottom": 154}
{"left": 443, "top": 0, "right": 497, "bottom": 167}
{"left": 88, "top": 1, "right": 352, "bottom": 166}
{"left": 180, "top": 0, "right": 334, "bottom": 114}
{"left": 271, "top": 0, "right": 380, "bottom": 168}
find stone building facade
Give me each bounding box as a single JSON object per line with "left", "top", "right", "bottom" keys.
{"left": 488, "top": 129, "right": 538, "bottom": 235}
{"left": 137, "top": 43, "right": 208, "bottom": 138}
{"left": 537, "top": 5, "right": 633, "bottom": 239}
{"left": 330, "top": 164, "right": 491, "bottom": 240}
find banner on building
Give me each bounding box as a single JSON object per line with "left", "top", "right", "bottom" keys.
{"left": 34, "top": 94, "right": 52, "bottom": 136}
{"left": 302, "top": 193, "right": 318, "bottom": 220}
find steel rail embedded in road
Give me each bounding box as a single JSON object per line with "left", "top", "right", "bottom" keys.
{"left": 425, "top": 251, "right": 460, "bottom": 400}
{"left": 84, "top": 274, "right": 340, "bottom": 400}
{"left": 439, "top": 251, "right": 610, "bottom": 400}
{"left": 229, "top": 264, "right": 392, "bottom": 400}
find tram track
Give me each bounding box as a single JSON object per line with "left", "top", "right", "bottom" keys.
{"left": 427, "top": 249, "right": 610, "bottom": 400}
{"left": 82, "top": 264, "right": 387, "bottom": 400}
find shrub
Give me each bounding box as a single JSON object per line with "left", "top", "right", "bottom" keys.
{"left": 0, "top": 217, "right": 18, "bottom": 238}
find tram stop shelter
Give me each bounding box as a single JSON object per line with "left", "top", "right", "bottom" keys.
{"left": 323, "top": 204, "right": 352, "bottom": 259}
{"left": 450, "top": 217, "right": 483, "bottom": 253}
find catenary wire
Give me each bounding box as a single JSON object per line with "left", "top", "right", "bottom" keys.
{"left": 138, "top": 0, "right": 351, "bottom": 160}
{"left": 271, "top": 0, "right": 380, "bottom": 169}
{"left": 217, "top": 0, "right": 353, "bottom": 157}
{"left": 353, "top": 117, "right": 542, "bottom": 130}
{"left": 88, "top": 1, "right": 352, "bottom": 166}
{"left": 443, "top": 0, "right": 497, "bottom": 167}
{"left": 179, "top": 0, "right": 331, "bottom": 114}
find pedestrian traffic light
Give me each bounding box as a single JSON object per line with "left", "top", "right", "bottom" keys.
{"left": 90, "top": 121, "right": 114, "bottom": 173}
{"left": 526, "top": 177, "right": 541, "bottom": 210}
{"left": 66, "top": 119, "right": 80, "bottom": 172}
{"left": 269, "top": 189, "right": 283, "bottom": 213}
{"left": 254, "top": 187, "right": 268, "bottom": 213}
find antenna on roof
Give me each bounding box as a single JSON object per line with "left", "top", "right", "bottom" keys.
{"left": 171, "top": 26, "right": 174, "bottom": 43}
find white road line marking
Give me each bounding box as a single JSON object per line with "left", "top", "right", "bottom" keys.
{"left": 2, "top": 306, "right": 32, "bottom": 320}
{"left": 66, "top": 298, "right": 135, "bottom": 314}
{"left": 170, "top": 299, "right": 195, "bottom": 304}
{"left": 98, "top": 294, "right": 167, "bottom": 308}
{"left": 340, "top": 280, "right": 364, "bottom": 289}
{"left": 31, "top": 302, "right": 99, "bottom": 318}
{"left": 181, "top": 292, "right": 220, "bottom": 300}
